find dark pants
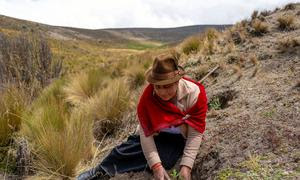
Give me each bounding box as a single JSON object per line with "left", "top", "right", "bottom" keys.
{"left": 99, "top": 132, "right": 186, "bottom": 177}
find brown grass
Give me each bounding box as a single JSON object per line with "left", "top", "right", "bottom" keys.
{"left": 181, "top": 36, "right": 202, "bottom": 55}
{"left": 87, "top": 78, "right": 131, "bottom": 139}
{"left": 63, "top": 69, "right": 110, "bottom": 106}
{"left": 250, "top": 55, "right": 259, "bottom": 66}
{"left": 22, "top": 79, "right": 94, "bottom": 178}
{"left": 0, "top": 33, "right": 62, "bottom": 98}
{"left": 278, "top": 37, "right": 300, "bottom": 52}
{"left": 277, "top": 15, "right": 295, "bottom": 30}
{"left": 0, "top": 86, "right": 27, "bottom": 146}
{"left": 251, "top": 19, "right": 269, "bottom": 36}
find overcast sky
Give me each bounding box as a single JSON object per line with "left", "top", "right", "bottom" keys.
{"left": 0, "top": 0, "right": 299, "bottom": 29}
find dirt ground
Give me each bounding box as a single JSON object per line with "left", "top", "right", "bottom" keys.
{"left": 112, "top": 4, "right": 300, "bottom": 180}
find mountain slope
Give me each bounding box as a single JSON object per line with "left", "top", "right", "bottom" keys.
{"left": 0, "top": 15, "right": 230, "bottom": 45}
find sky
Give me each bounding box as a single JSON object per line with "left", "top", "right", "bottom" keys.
{"left": 0, "top": 0, "right": 299, "bottom": 29}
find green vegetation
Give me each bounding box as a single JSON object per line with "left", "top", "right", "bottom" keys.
{"left": 170, "top": 169, "right": 182, "bottom": 180}
{"left": 217, "top": 155, "right": 300, "bottom": 179}
{"left": 126, "top": 41, "right": 161, "bottom": 50}
{"left": 209, "top": 97, "right": 222, "bottom": 110}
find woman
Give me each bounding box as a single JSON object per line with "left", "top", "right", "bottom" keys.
{"left": 78, "top": 54, "right": 207, "bottom": 180}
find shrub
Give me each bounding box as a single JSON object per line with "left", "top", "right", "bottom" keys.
{"left": 182, "top": 36, "right": 201, "bottom": 55}
{"left": 22, "top": 80, "right": 94, "bottom": 178}
{"left": 0, "top": 86, "right": 27, "bottom": 146}
{"left": 0, "top": 33, "right": 62, "bottom": 98}
{"left": 250, "top": 19, "right": 269, "bottom": 36}
{"left": 87, "top": 78, "right": 131, "bottom": 139}
{"left": 63, "top": 69, "right": 110, "bottom": 106}
{"left": 277, "top": 15, "right": 295, "bottom": 30}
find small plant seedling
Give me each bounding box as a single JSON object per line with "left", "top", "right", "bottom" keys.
{"left": 170, "top": 169, "right": 183, "bottom": 180}
{"left": 209, "top": 97, "right": 222, "bottom": 110}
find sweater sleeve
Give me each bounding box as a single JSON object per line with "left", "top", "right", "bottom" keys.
{"left": 138, "top": 125, "right": 161, "bottom": 168}
{"left": 179, "top": 125, "right": 203, "bottom": 169}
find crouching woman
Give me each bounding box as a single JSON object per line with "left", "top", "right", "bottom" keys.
{"left": 77, "top": 54, "right": 208, "bottom": 180}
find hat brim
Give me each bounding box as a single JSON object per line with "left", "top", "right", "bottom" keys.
{"left": 145, "top": 66, "right": 185, "bottom": 85}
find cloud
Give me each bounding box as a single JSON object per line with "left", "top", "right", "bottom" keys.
{"left": 0, "top": 0, "right": 299, "bottom": 29}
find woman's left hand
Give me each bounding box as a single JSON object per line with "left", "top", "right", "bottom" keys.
{"left": 179, "top": 165, "right": 191, "bottom": 180}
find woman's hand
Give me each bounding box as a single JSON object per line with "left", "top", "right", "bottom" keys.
{"left": 153, "top": 166, "right": 170, "bottom": 180}
{"left": 179, "top": 165, "right": 191, "bottom": 180}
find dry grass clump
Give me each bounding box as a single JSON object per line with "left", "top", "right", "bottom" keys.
{"left": 181, "top": 28, "right": 220, "bottom": 56}
{"left": 123, "top": 64, "right": 146, "bottom": 89}
{"left": 278, "top": 37, "right": 300, "bottom": 52}
{"left": 22, "top": 79, "right": 94, "bottom": 178}
{"left": 182, "top": 36, "right": 202, "bottom": 55}
{"left": 0, "top": 86, "right": 27, "bottom": 146}
{"left": 202, "top": 28, "right": 220, "bottom": 55}
{"left": 87, "top": 78, "right": 131, "bottom": 139}
{"left": 0, "top": 33, "right": 62, "bottom": 98}
{"left": 284, "top": 3, "right": 297, "bottom": 11}
{"left": 63, "top": 69, "right": 110, "bottom": 106}
{"left": 229, "top": 23, "right": 248, "bottom": 45}
{"left": 250, "top": 19, "right": 269, "bottom": 36}
{"left": 277, "top": 14, "right": 296, "bottom": 31}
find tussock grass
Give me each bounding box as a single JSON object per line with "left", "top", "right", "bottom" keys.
{"left": 22, "top": 80, "right": 94, "bottom": 178}
{"left": 0, "top": 86, "right": 27, "bottom": 146}
{"left": 278, "top": 37, "right": 300, "bottom": 52}
{"left": 181, "top": 28, "right": 220, "bottom": 56}
{"left": 64, "top": 69, "right": 110, "bottom": 106}
{"left": 123, "top": 64, "right": 146, "bottom": 89}
{"left": 277, "top": 14, "right": 295, "bottom": 30}
{"left": 182, "top": 36, "right": 202, "bottom": 55}
{"left": 87, "top": 78, "right": 131, "bottom": 139}
{"left": 250, "top": 19, "right": 269, "bottom": 36}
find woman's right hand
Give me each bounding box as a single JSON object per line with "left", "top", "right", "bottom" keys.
{"left": 153, "top": 166, "right": 170, "bottom": 180}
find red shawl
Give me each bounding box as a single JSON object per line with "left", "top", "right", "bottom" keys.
{"left": 137, "top": 77, "right": 207, "bottom": 137}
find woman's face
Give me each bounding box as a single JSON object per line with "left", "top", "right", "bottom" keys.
{"left": 153, "top": 81, "right": 179, "bottom": 101}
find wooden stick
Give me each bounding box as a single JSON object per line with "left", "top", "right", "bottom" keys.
{"left": 199, "top": 65, "right": 220, "bottom": 83}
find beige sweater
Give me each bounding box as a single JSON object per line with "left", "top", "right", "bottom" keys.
{"left": 138, "top": 79, "right": 203, "bottom": 169}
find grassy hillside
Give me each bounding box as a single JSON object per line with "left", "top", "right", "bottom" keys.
{"left": 0, "top": 2, "right": 299, "bottom": 180}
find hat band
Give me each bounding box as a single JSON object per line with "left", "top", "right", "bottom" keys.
{"left": 151, "top": 70, "right": 181, "bottom": 80}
